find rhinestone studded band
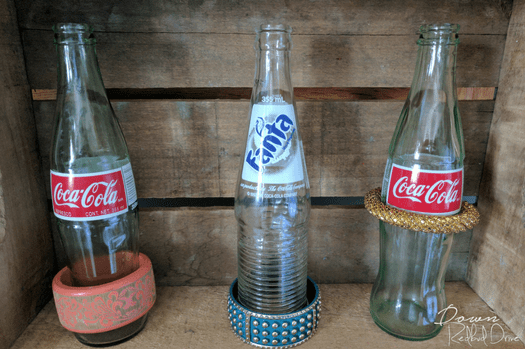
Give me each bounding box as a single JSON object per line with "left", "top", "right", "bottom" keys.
{"left": 227, "top": 277, "right": 321, "bottom": 348}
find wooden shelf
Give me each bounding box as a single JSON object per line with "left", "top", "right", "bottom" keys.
{"left": 31, "top": 87, "right": 496, "bottom": 101}
{"left": 11, "top": 282, "right": 524, "bottom": 348}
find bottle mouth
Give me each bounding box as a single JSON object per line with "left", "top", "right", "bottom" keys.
{"left": 53, "top": 23, "right": 95, "bottom": 45}
{"left": 420, "top": 23, "right": 460, "bottom": 33}
{"left": 418, "top": 24, "right": 460, "bottom": 45}
{"left": 257, "top": 23, "right": 292, "bottom": 34}
{"left": 255, "top": 24, "right": 293, "bottom": 51}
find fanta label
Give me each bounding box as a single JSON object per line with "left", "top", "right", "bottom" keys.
{"left": 241, "top": 104, "right": 305, "bottom": 184}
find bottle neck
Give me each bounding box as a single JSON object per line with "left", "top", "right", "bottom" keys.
{"left": 51, "top": 24, "right": 127, "bottom": 172}
{"left": 252, "top": 25, "right": 293, "bottom": 105}
{"left": 54, "top": 24, "right": 108, "bottom": 103}
{"left": 409, "top": 39, "right": 457, "bottom": 102}
{"left": 402, "top": 33, "right": 460, "bottom": 157}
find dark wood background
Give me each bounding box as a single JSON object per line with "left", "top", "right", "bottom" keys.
{"left": 17, "top": 0, "right": 511, "bottom": 286}
{"left": 1, "top": 1, "right": 516, "bottom": 347}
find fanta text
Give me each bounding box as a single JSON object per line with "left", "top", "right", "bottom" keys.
{"left": 246, "top": 114, "right": 294, "bottom": 171}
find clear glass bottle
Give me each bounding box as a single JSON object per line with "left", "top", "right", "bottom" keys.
{"left": 51, "top": 23, "right": 146, "bottom": 345}
{"left": 370, "top": 24, "right": 464, "bottom": 340}
{"left": 235, "top": 24, "right": 311, "bottom": 314}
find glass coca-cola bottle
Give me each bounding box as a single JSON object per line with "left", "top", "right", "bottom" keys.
{"left": 235, "top": 24, "right": 310, "bottom": 314}
{"left": 50, "top": 23, "right": 145, "bottom": 345}
{"left": 370, "top": 24, "right": 464, "bottom": 340}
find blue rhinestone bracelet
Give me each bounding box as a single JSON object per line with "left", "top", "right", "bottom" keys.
{"left": 228, "top": 277, "right": 321, "bottom": 348}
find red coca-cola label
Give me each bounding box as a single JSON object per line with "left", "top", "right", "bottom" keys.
{"left": 51, "top": 167, "right": 134, "bottom": 221}
{"left": 386, "top": 164, "right": 463, "bottom": 215}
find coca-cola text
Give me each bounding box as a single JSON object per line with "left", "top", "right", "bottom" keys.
{"left": 51, "top": 170, "right": 128, "bottom": 221}
{"left": 387, "top": 165, "right": 463, "bottom": 215}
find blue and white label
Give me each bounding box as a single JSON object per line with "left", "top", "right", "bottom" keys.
{"left": 241, "top": 104, "right": 305, "bottom": 184}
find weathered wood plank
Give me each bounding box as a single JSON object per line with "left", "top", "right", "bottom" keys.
{"left": 31, "top": 87, "right": 497, "bottom": 101}
{"left": 457, "top": 87, "right": 497, "bottom": 101}
{"left": 35, "top": 100, "right": 222, "bottom": 198}
{"left": 0, "top": 1, "right": 54, "bottom": 348}
{"left": 47, "top": 207, "right": 473, "bottom": 287}
{"left": 15, "top": 0, "right": 511, "bottom": 35}
{"left": 11, "top": 282, "right": 525, "bottom": 349}
{"left": 468, "top": 0, "right": 525, "bottom": 344}
{"left": 34, "top": 100, "right": 493, "bottom": 198}
{"left": 216, "top": 100, "right": 493, "bottom": 198}
{"left": 22, "top": 31, "right": 505, "bottom": 89}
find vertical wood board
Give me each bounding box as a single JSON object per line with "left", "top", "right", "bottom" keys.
{"left": 468, "top": 0, "right": 525, "bottom": 343}
{"left": 0, "top": 1, "right": 55, "bottom": 348}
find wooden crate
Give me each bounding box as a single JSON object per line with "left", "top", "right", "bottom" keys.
{"left": 0, "top": 0, "right": 523, "bottom": 347}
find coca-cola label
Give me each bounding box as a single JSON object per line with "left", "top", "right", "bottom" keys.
{"left": 241, "top": 104, "right": 305, "bottom": 184}
{"left": 386, "top": 164, "right": 463, "bottom": 215}
{"left": 51, "top": 164, "right": 137, "bottom": 221}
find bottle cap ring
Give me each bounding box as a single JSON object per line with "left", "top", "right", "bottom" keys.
{"left": 228, "top": 277, "right": 321, "bottom": 348}
{"left": 52, "top": 253, "right": 156, "bottom": 333}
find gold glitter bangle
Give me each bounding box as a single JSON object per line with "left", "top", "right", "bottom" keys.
{"left": 364, "top": 188, "right": 480, "bottom": 234}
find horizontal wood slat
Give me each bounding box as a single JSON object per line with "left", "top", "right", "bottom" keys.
{"left": 31, "top": 87, "right": 497, "bottom": 101}
{"left": 22, "top": 31, "right": 505, "bottom": 89}
{"left": 140, "top": 207, "right": 472, "bottom": 286}
{"left": 34, "top": 100, "right": 493, "bottom": 198}
{"left": 47, "top": 207, "right": 473, "bottom": 286}
{"left": 15, "top": 0, "right": 511, "bottom": 35}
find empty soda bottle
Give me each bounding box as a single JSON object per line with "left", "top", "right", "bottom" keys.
{"left": 235, "top": 24, "right": 311, "bottom": 314}
{"left": 370, "top": 24, "right": 464, "bottom": 340}
{"left": 50, "top": 23, "right": 146, "bottom": 345}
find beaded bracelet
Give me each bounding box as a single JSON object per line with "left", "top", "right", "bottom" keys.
{"left": 365, "top": 187, "right": 480, "bottom": 234}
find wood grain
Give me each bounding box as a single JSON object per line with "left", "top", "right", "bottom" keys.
{"left": 0, "top": 1, "right": 55, "bottom": 348}
{"left": 46, "top": 207, "right": 472, "bottom": 287}
{"left": 468, "top": 0, "right": 525, "bottom": 343}
{"left": 31, "top": 87, "right": 497, "bottom": 101}
{"left": 6, "top": 1, "right": 523, "bottom": 346}
{"left": 22, "top": 31, "right": 505, "bottom": 89}
{"left": 11, "top": 283, "right": 524, "bottom": 349}
{"left": 15, "top": 0, "right": 511, "bottom": 35}
{"left": 34, "top": 100, "right": 493, "bottom": 198}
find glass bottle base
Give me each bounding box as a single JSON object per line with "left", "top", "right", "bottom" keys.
{"left": 370, "top": 301, "right": 443, "bottom": 341}
{"left": 74, "top": 313, "right": 148, "bottom": 347}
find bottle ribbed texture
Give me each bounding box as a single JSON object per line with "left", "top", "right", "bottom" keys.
{"left": 237, "top": 224, "right": 308, "bottom": 313}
